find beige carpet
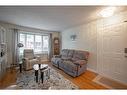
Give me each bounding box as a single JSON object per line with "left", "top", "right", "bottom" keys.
{"left": 93, "top": 75, "right": 127, "bottom": 89}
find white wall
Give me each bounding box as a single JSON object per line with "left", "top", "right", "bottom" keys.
{"left": 62, "top": 11, "right": 127, "bottom": 84}
{"left": 0, "top": 21, "right": 60, "bottom": 67}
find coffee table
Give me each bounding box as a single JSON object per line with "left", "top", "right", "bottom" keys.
{"left": 40, "top": 64, "right": 50, "bottom": 83}
{"left": 33, "top": 64, "right": 39, "bottom": 83}
{"left": 33, "top": 64, "right": 50, "bottom": 83}
{"left": 19, "top": 61, "right": 22, "bottom": 73}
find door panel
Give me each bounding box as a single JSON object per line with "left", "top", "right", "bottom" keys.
{"left": 98, "top": 23, "right": 127, "bottom": 84}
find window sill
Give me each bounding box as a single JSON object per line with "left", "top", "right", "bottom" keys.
{"left": 19, "top": 52, "right": 48, "bottom": 55}
{"left": 34, "top": 52, "right": 48, "bottom": 55}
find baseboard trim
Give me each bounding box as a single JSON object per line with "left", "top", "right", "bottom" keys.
{"left": 87, "top": 68, "right": 97, "bottom": 73}
{"left": 93, "top": 75, "right": 112, "bottom": 89}
{"left": 98, "top": 72, "right": 127, "bottom": 86}
{"left": 87, "top": 68, "right": 127, "bottom": 86}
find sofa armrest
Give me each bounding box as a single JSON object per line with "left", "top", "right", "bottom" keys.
{"left": 34, "top": 56, "right": 41, "bottom": 61}
{"left": 22, "top": 58, "right": 29, "bottom": 68}
{"left": 22, "top": 58, "right": 28, "bottom": 65}
{"left": 53, "top": 55, "right": 61, "bottom": 58}
{"left": 74, "top": 60, "right": 87, "bottom": 66}
{"left": 34, "top": 55, "right": 40, "bottom": 58}
{"left": 22, "top": 58, "right": 29, "bottom": 61}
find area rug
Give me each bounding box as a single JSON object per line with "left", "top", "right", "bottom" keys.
{"left": 6, "top": 68, "right": 78, "bottom": 89}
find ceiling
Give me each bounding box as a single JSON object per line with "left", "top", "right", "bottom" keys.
{"left": 0, "top": 6, "right": 126, "bottom": 32}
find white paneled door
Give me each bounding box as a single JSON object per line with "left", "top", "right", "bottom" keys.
{"left": 97, "top": 22, "right": 127, "bottom": 84}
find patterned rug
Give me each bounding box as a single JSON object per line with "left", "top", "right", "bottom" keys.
{"left": 6, "top": 68, "right": 78, "bottom": 89}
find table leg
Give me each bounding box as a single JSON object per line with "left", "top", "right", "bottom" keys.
{"left": 41, "top": 72, "right": 44, "bottom": 83}
{"left": 35, "top": 70, "right": 38, "bottom": 83}
{"left": 19, "top": 64, "right": 22, "bottom": 73}
{"left": 48, "top": 69, "right": 50, "bottom": 79}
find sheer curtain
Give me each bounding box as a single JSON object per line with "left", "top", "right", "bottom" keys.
{"left": 9, "top": 29, "right": 53, "bottom": 67}
{"left": 11, "top": 28, "right": 19, "bottom": 66}
{"left": 48, "top": 33, "right": 53, "bottom": 61}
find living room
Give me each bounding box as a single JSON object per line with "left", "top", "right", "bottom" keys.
{"left": 0, "top": 6, "right": 127, "bottom": 90}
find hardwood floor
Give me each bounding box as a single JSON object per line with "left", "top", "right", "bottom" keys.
{"left": 49, "top": 63, "right": 107, "bottom": 89}
{"left": 0, "top": 64, "right": 107, "bottom": 89}
{"left": 0, "top": 67, "right": 17, "bottom": 89}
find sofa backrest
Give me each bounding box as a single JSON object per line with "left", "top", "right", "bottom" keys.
{"left": 67, "top": 50, "right": 74, "bottom": 60}
{"left": 72, "top": 50, "right": 89, "bottom": 61}
{"left": 24, "top": 49, "right": 34, "bottom": 59}
{"left": 61, "top": 49, "right": 89, "bottom": 61}
{"left": 61, "top": 49, "right": 69, "bottom": 60}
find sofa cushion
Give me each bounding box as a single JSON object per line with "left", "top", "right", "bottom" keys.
{"left": 72, "top": 50, "right": 89, "bottom": 61}
{"left": 51, "top": 58, "right": 62, "bottom": 67}
{"left": 74, "top": 60, "right": 87, "bottom": 66}
{"left": 24, "top": 49, "right": 34, "bottom": 59}
{"left": 63, "top": 60, "right": 78, "bottom": 71}
{"left": 67, "top": 50, "right": 74, "bottom": 60}
{"left": 29, "top": 59, "right": 38, "bottom": 64}
{"left": 61, "top": 49, "right": 69, "bottom": 60}
{"left": 52, "top": 57, "right": 61, "bottom": 64}
{"left": 51, "top": 57, "right": 57, "bottom": 63}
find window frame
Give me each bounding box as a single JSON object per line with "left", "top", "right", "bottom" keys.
{"left": 26, "top": 34, "right": 34, "bottom": 49}
{"left": 19, "top": 32, "right": 49, "bottom": 55}
{"left": 34, "top": 35, "right": 43, "bottom": 53}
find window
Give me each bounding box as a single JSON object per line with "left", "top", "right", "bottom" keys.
{"left": 19, "top": 33, "right": 49, "bottom": 54}
{"left": 35, "top": 35, "right": 42, "bottom": 53}
{"left": 26, "top": 34, "right": 34, "bottom": 49}
{"left": 43, "top": 36, "right": 49, "bottom": 52}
